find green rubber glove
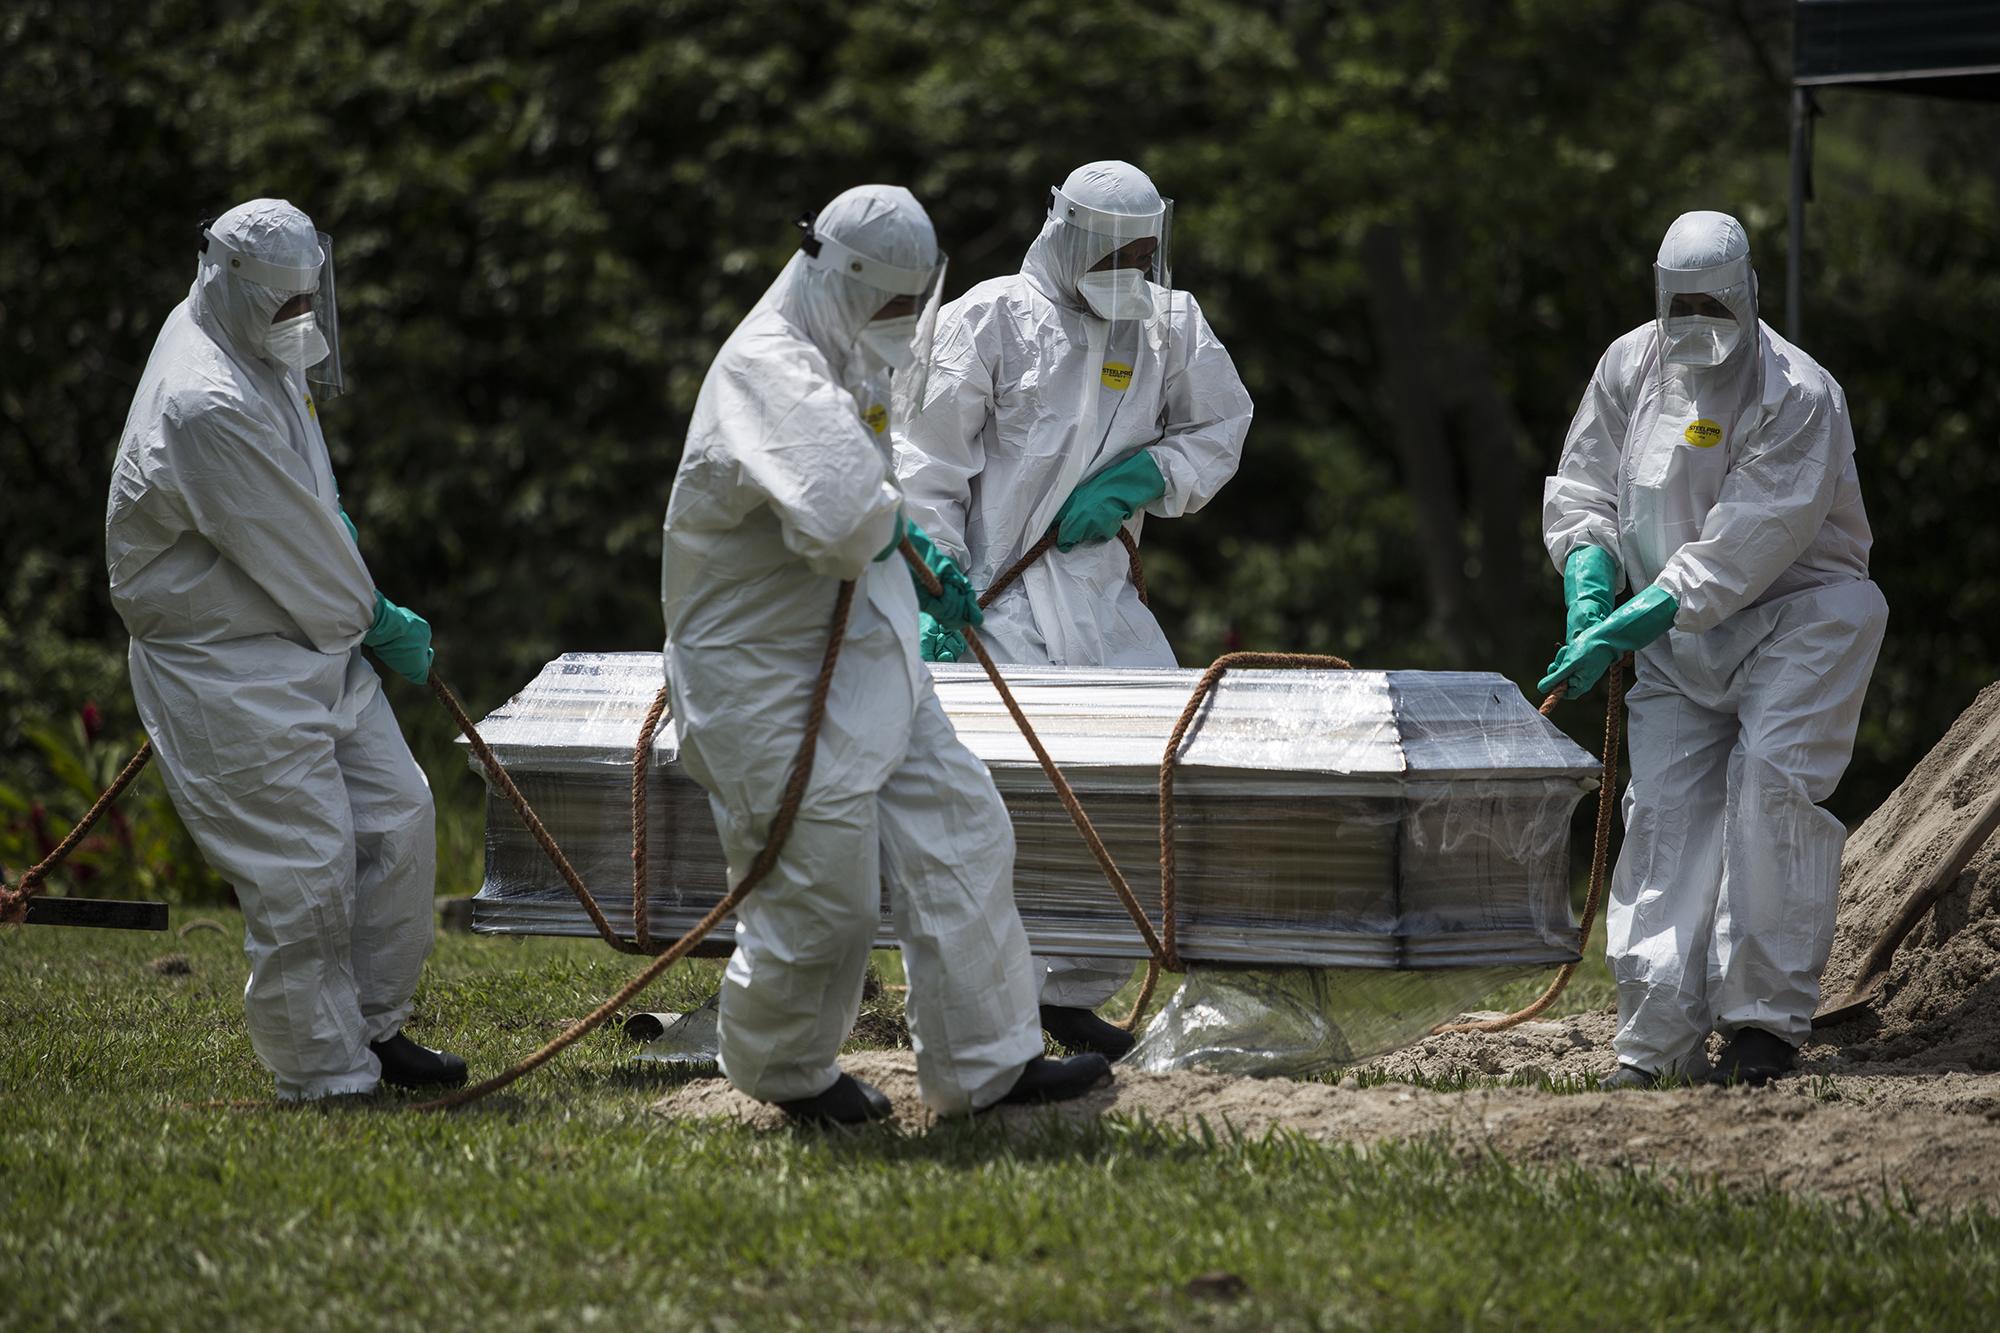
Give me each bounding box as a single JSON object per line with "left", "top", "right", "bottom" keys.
{"left": 919, "top": 612, "right": 968, "bottom": 663}
{"left": 873, "top": 508, "right": 906, "bottom": 562}
{"left": 904, "top": 521, "right": 983, "bottom": 633}
{"left": 338, "top": 507, "right": 359, "bottom": 546}
{"left": 364, "top": 591, "right": 434, "bottom": 685}
{"left": 1054, "top": 449, "right": 1166, "bottom": 552}
{"left": 1563, "top": 545, "right": 1619, "bottom": 643}
{"left": 1539, "top": 584, "right": 1677, "bottom": 697}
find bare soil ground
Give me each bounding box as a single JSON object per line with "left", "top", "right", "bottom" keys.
{"left": 656, "top": 1047, "right": 2000, "bottom": 1213}
{"left": 657, "top": 684, "right": 2000, "bottom": 1214}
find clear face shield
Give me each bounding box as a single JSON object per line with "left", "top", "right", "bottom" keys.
{"left": 797, "top": 213, "right": 948, "bottom": 433}
{"left": 1654, "top": 252, "right": 1755, "bottom": 370}
{"left": 199, "top": 222, "right": 346, "bottom": 399}
{"left": 1049, "top": 186, "right": 1174, "bottom": 322}
{"left": 306, "top": 231, "right": 344, "bottom": 399}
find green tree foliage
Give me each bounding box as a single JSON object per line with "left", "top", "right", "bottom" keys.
{"left": 3, "top": 0, "right": 1995, "bottom": 834}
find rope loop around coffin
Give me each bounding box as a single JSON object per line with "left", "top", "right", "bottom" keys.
{"left": 1430, "top": 656, "right": 1629, "bottom": 1035}
{"left": 413, "top": 580, "right": 858, "bottom": 1112}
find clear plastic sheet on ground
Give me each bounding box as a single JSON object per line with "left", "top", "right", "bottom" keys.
{"left": 1126, "top": 965, "right": 1536, "bottom": 1078}
{"left": 624, "top": 993, "right": 720, "bottom": 1066}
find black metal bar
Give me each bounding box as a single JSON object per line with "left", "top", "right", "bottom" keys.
{"left": 1787, "top": 85, "right": 1811, "bottom": 343}
{"left": 20, "top": 897, "right": 169, "bottom": 932}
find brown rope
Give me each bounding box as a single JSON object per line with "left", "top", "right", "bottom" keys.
{"left": 951, "top": 538, "right": 1358, "bottom": 1031}
{"left": 980, "top": 526, "right": 1147, "bottom": 610}
{"left": 969, "top": 526, "right": 1155, "bottom": 1028}
{"left": 630, "top": 684, "right": 673, "bottom": 952}
{"left": 0, "top": 740, "right": 155, "bottom": 926}
{"left": 1157, "top": 652, "right": 1355, "bottom": 973}
{"left": 431, "top": 676, "right": 642, "bottom": 954}
{"left": 1433, "top": 656, "right": 1629, "bottom": 1034}
{"left": 1120, "top": 955, "right": 1161, "bottom": 1033}
{"left": 415, "top": 580, "right": 858, "bottom": 1111}
{"left": 906, "top": 541, "right": 1167, "bottom": 963}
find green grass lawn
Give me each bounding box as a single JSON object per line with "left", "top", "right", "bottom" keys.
{"left": 4, "top": 912, "right": 1995, "bottom": 1332}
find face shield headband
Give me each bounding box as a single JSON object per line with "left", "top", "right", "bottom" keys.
{"left": 1047, "top": 185, "right": 1172, "bottom": 289}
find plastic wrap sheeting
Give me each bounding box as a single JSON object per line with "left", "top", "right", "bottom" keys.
{"left": 463, "top": 653, "right": 1597, "bottom": 970}
{"left": 624, "top": 995, "right": 720, "bottom": 1067}
{"left": 1127, "top": 966, "right": 1536, "bottom": 1078}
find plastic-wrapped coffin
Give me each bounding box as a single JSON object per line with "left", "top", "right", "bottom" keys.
{"left": 462, "top": 653, "right": 1599, "bottom": 969}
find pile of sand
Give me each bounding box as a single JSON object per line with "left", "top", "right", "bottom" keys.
{"left": 1814, "top": 682, "right": 2000, "bottom": 1071}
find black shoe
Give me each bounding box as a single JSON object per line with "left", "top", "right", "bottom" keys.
{"left": 989, "top": 1054, "right": 1114, "bottom": 1109}
{"left": 1600, "top": 1063, "right": 1662, "bottom": 1091}
{"left": 1039, "top": 1005, "right": 1137, "bottom": 1060}
{"left": 1711, "top": 1028, "right": 1797, "bottom": 1086}
{"left": 369, "top": 1032, "right": 469, "bottom": 1090}
{"left": 777, "top": 1073, "right": 894, "bottom": 1127}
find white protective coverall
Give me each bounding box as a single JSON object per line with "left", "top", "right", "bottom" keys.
{"left": 895, "top": 160, "right": 1253, "bottom": 1009}
{"left": 661, "top": 185, "right": 1043, "bottom": 1115}
{"left": 105, "top": 199, "right": 435, "bottom": 1100}
{"left": 1542, "top": 211, "right": 1887, "bottom": 1076}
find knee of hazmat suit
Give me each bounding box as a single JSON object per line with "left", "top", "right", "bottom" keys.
{"left": 105, "top": 198, "right": 436, "bottom": 1100}
{"left": 1540, "top": 209, "right": 1885, "bottom": 1071}
{"left": 661, "top": 184, "right": 1040, "bottom": 1109}
{"left": 893, "top": 159, "right": 1252, "bottom": 675}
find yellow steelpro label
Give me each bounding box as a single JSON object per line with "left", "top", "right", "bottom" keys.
{"left": 1683, "top": 418, "right": 1723, "bottom": 448}
{"left": 1100, "top": 362, "right": 1132, "bottom": 391}
{"left": 862, "top": 403, "right": 888, "bottom": 435}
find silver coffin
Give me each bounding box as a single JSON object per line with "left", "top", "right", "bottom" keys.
{"left": 462, "top": 653, "right": 1598, "bottom": 969}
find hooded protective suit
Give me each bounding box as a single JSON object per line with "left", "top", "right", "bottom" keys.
{"left": 105, "top": 198, "right": 435, "bottom": 1101}
{"left": 895, "top": 161, "right": 1252, "bottom": 1010}
{"left": 661, "top": 184, "right": 1042, "bottom": 1115}
{"left": 1542, "top": 211, "right": 1887, "bottom": 1076}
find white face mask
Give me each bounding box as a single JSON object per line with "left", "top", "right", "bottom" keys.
{"left": 267, "top": 311, "right": 330, "bottom": 371}
{"left": 857, "top": 315, "right": 919, "bottom": 372}
{"left": 1076, "top": 268, "right": 1154, "bottom": 321}
{"left": 1661, "top": 315, "right": 1742, "bottom": 368}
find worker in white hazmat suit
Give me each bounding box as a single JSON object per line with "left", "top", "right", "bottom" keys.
{"left": 105, "top": 199, "right": 463, "bottom": 1100}
{"left": 1541, "top": 210, "right": 1887, "bottom": 1089}
{"left": 895, "top": 161, "right": 1253, "bottom": 1056}
{"left": 661, "top": 184, "right": 1115, "bottom": 1124}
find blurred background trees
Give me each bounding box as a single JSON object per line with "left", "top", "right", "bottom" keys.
{"left": 4, "top": 0, "right": 1996, "bottom": 897}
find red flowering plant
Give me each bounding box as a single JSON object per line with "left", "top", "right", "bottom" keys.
{"left": 0, "top": 702, "right": 224, "bottom": 904}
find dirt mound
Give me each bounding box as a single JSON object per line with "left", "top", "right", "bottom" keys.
{"left": 1816, "top": 682, "right": 2000, "bottom": 1071}
{"left": 1356, "top": 1011, "right": 1617, "bottom": 1084}
{"left": 651, "top": 1050, "right": 2000, "bottom": 1213}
